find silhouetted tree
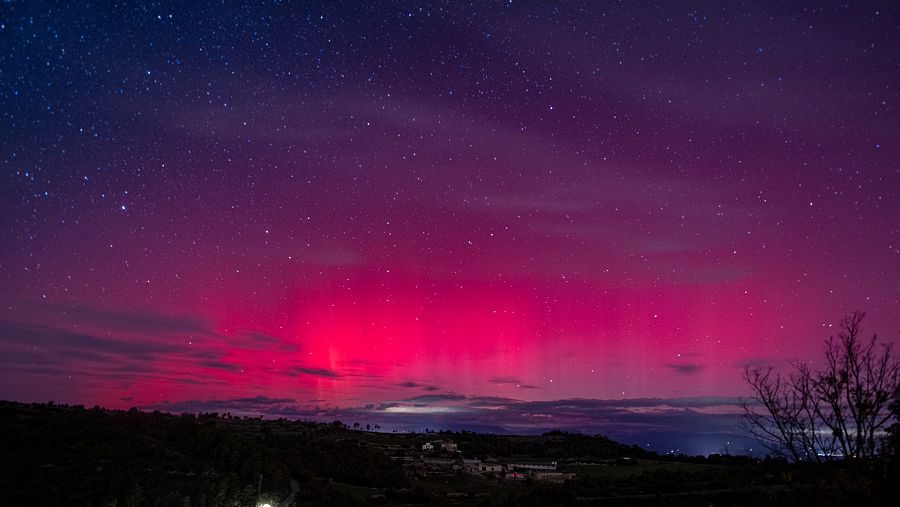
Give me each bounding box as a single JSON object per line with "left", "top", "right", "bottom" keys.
{"left": 885, "top": 387, "right": 900, "bottom": 489}
{"left": 741, "top": 312, "right": 899, "bottom": 461}
{"left": 740, "top": 363, "right": 832, "bottom": 461}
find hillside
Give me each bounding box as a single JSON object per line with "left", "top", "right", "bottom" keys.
{"left": 0, "top": 400, "right": 892, "bottom": 506}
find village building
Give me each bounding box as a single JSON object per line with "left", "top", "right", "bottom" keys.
{"left": 421, "top": 439, "right": 458, "bottom": 452}
{"left": 479, "top": 463, "right": 504, "bottom": 474}
{"left": 459, "top": 457, "right": 506, "bottom": 475}
{"left": 460, "top": 458, "right": 482, "bottom": 474}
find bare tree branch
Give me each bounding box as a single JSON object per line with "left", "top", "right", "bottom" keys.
{"left": 741, "top": 312, "right": 899, "bottom": 461}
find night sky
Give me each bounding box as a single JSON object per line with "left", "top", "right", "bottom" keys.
{"left": 2, "top": 1, "right": 899, "bottom": 454}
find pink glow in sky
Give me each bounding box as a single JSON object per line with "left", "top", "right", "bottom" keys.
{"left": 1, "top": 1, "right": 899, "bottom": 453}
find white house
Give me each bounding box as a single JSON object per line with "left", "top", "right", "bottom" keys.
{"left": 422, "top": 439, "right": 458, "bottom": 453}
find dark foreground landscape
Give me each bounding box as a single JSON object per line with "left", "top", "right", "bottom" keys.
{"left": 1, "top": 400, "right": 897, "bottom": 506}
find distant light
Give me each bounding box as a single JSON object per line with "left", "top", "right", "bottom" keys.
{"left": 259, "top": 504, "right": 273, "bottom": 507}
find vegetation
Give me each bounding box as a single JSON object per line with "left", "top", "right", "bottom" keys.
{"left": 1, "top": 399, "right": 898, "bottom": 505}
{"left": 424, "top": 429, "right": 647, "bottom": 461}
{"left": 741, "top": 312, "right": 899, "bottom": 461}
{"left": 0, "top": 402, "right": 393, "bottom": 505}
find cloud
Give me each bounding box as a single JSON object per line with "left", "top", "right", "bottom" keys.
{"left": 665, "top": 364, "right": 706, "bottom": 375}
{"left": 290, "top": 366, "right": 342, "bottom": 378}
{"left": 0, "top": 320, "right": 195, "bottom": 358}
{"left": 141, "top": 393, "right": 752, "bottom": 456}
{"left": 142, "top": 394, "right": 747, "bottom": 455}
{"left": 145, "top": 393, "right": 743, "bottom": 424}
{"left": 488, "top": 376, "right": 540, "bottom": 389}
{"left": 397, "top": 381, "right": 440, "bottom": 391}
{"left": 231, "top": 395, "right": 296, "bottom": 405}
{"left": 199, "top": 360, "right": 243, "bottom": 372}
{"left": 384, "top": 405, "right": 465, "bottom": 414}
{"left": 147, "top": 395, "right": 297, "bottom": 415}
{"left": 403, "top": 394, "right": 467, "bottom": 403}
{"left": 21, "top": 302, "right": 217, "bottom": 337}
{"left": 0, "top": 303, "right": 309, "bottom": 395}
{"left": 230, "top": 332, "right": 299, "bottom": 352}
{"left": 14, "top": 302, "right": 298, "bottom": 352}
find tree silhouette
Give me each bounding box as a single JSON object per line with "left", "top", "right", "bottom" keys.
{"left": 741, "top": 312, "right": 899, "bottom": 460}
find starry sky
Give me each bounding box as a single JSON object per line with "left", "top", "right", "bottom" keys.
{"left": 1, "top": 1, "right": 899, "bottom": 454}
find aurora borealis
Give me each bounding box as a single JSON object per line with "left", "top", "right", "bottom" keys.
{"left": 2, "top": 1, "right": 899, "bottom": 453}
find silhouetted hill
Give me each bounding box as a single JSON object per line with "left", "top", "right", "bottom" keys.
{"left": 0, "top": 400, "right": 894, "bottom": 506}
{"left": 0, "top": 400, "right": 641, "bottom": 505}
